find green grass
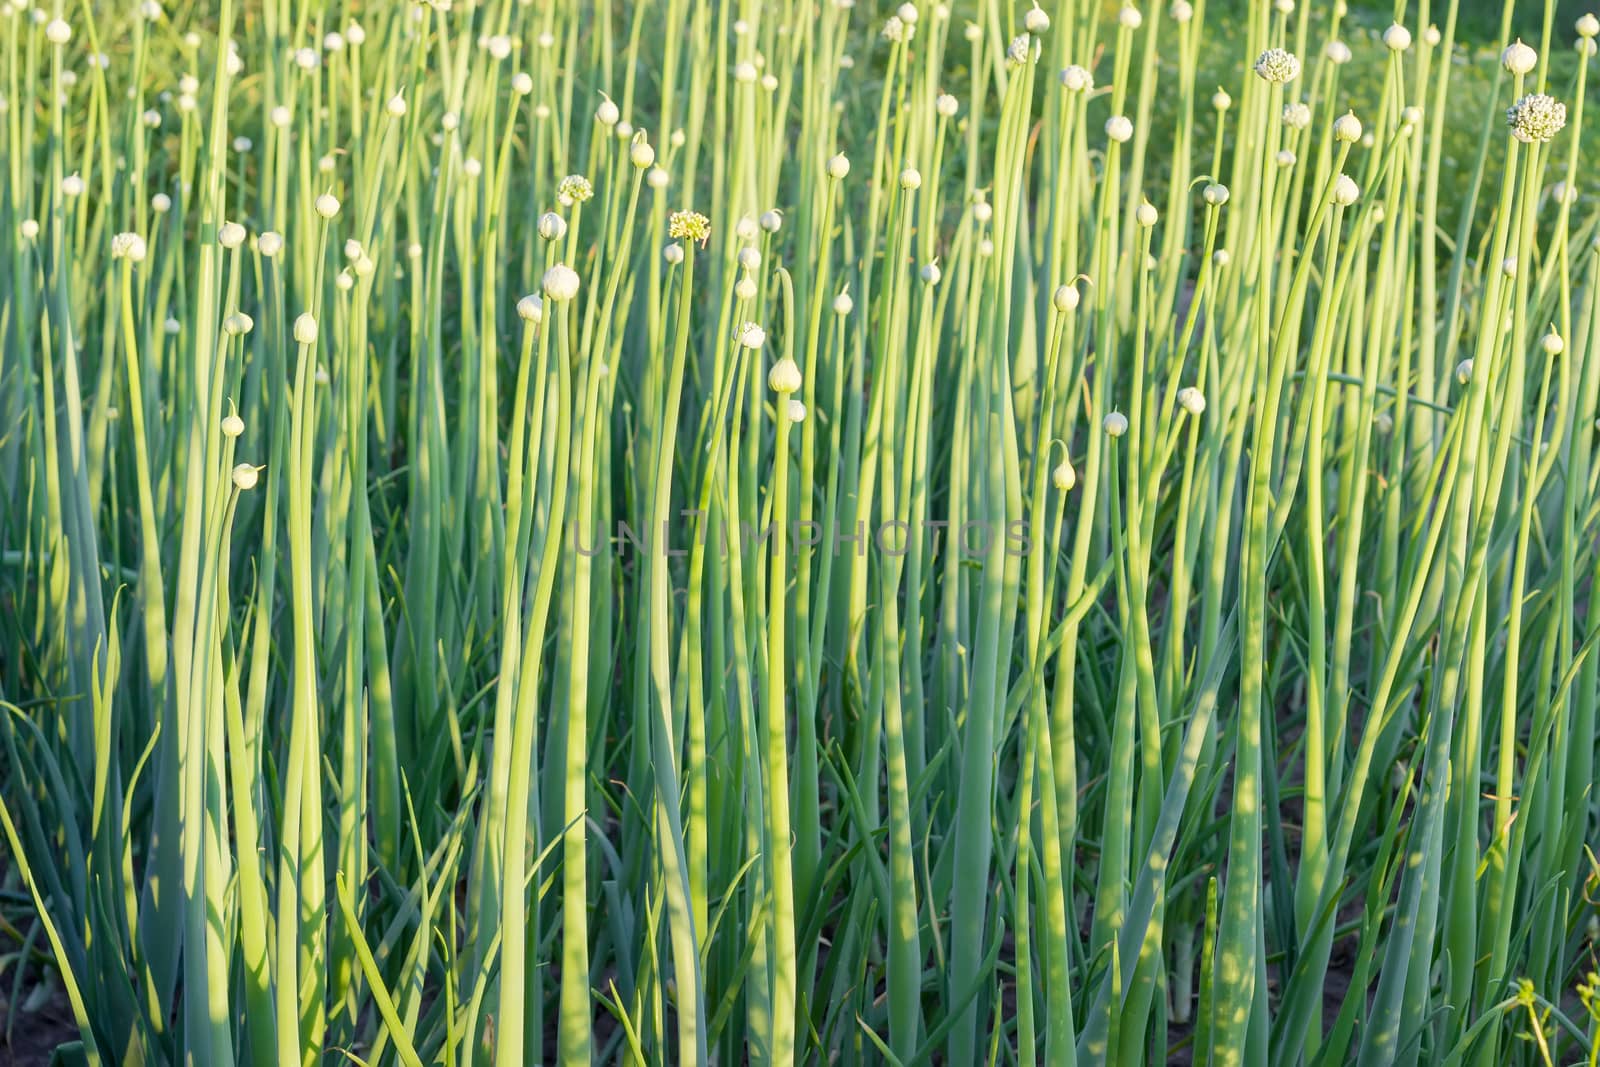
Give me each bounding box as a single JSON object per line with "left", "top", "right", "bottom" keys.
{"left": 2, "top": 0, "right": 1600, "bottom": 1064}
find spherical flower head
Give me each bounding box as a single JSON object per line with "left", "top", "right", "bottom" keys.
{"left": 1136, "top": 200, "right": 1158, "bottom": 226}
{"left": 1006, "top": 33, "right": 1031, "bottom": 67}
{"left": 538, "top": 211, "right": 567, "bottom": 241}
{"left": 596, "top": 93, "right": 620, "bottom": 126}
{"left": 1171, "top": 0, "right": 1193, "bottom": 21}
{"left": 1383, "top": 24, "right": 1412, "bottom": 52}
{"left": 222, "top": 412, "right": 245, "bottom": 438}
{"left": 258, "top": 231, "right": 284, "bottom": 257}
{"left": 882, "top": 15, "right": 906, "bottom": 41}
{"left": 972, "top": 199, "right": 994, "bottom": 223}
{"left": 1502, "top": 39, "right": 1537, "bottom": 74}
{"left": 45, "top": 17, "right": 70, "bottom": 44}
{"left": 900, "top": 167, "right": 922, "bottom": 190}
{"left": 1118, "top": 5, "right": 1143, "bottom": 29}
{"left": 1060, "top": 64, "right": 1093, "bottom": 92}
{"left": 1176, "top": 387, "right": 1206, "bottom": 415}
{"left": 936, "top": 92, "right": 959, "bottom": 117}
{"left": 516, "top": 294, "right": 543, "bottom": 323}
{"left": 542, "top": 263, "right": 580, "bottom": 301}
{"left": 1052, "top": 460, "right": 1076, "bottom": 491}
{"left": 315, "top": 193, "right": 341, "bottom": 219}
{"left": 664, "top": 242, "right": 685, "bottom": 264}
{"left": 1053, "top": 284, "right": 1080, "bottom": 312}
{"left": 1507, "top": 93, "right": 1566, "bottom": 143}
{"left": 19, "top": 219, "right": 39, "bottom": 241}
{"left": 231, "top": 463, "right": 261, "bottom": 490}
{"left": 1253, "top": 48, "right": 1300, "bottom": 85}
{"left": 668, "top": 210, "right": 710, "bottom": 243}
{"left": 1024, "top": 3, "right": 1049, "bottom": 33}
{"left": 293, "top": 313, "right": 318, "bottom": 345}
{"left": 558, "top": 174, "right": 594, "bottom": 206}
{"left": 897, "top": 2, "right": 919, "bottom": 23}
{"left": 760, "top": 210, "right": 783, "bottom": 233}
{"left": 827, "top": 153, "right": 851, "bottom": 179}
{"left": 346, "top": 21, "right": 366, "bottom": 45}
{"left": 833, "top": 290, "right": 854, "bottom": 315}
{"left": 511, "top": 72, "right": 533, "bottom": 95}
{"left": 1283, "top": 102, "right": 1311, "bottom": 129}
{"left": 733, "top": 61, "right": 758, "bottom": 82}
{"left": 1203, "top": 182, "right": 1230, "bottom": 206}
{"left": 218, "top": 221, "right": 247, "bottom": 249}
{"left": 920, "top": 261, "right": 941, "bottom": 284}
{"left": 1213, "top": 248, "right": 1231, "bottom": 267}
{"left": 111, "top": 232, "right": 148, "bottom": 262}
{"left": 630, "top": 138, "right": 655, "bottom": 169}
{"left": 1579, "top": 13, "right": 1600, "bottom": 39}
{"left": 1331, "top": 174, "right": 1360, "bottom": 206}
{"left": 1325, "top": 39, "right": 1352, "bottom": 64}
{"left": 223, "top": 311, "right": 254, "bottom": 336}
{"left": 1104, "top": 411, "right": 1129, "bottom": 437}
{"left": 150, "top": 192, "right": 172, "bottom": 213}
{"left": 1333, "top": 111, "right": 1362, "bottom": 143}
{"left": 61, "top": 173, "right": 85, "bottom": 197}
{"left": 738, "top": 247, "right": 762, "bottom": 271}
{"left": 1106, "top": 115, "right": 1134, "bottom": 142}
{"left": 964, "top": 22, "right": 983, "bottom": 41}
{"left": 768, "top": 355, "right": 802, "bottom": 392}
{"left": 647, "top": 166, "right": 670, "bottom": 189}
{"left": 738, "top": 322, "right": 768, "bottom": 350}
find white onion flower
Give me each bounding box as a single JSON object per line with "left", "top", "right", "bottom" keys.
{"left": 542, "top": 263, "right": 580, "bottom": 301}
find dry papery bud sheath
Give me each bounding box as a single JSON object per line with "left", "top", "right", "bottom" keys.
{"left": 539, "top": 211, "right": 567, "bottom": 241}
{"left": 517, "top": 294, "right": 543, "bottom": 323}
{"left": 1383, "top": 24, "right": 1412, "bottom": 52}
{"left": 1024, "top": 3, "right": 1049, "bottom": 33}
{"left": 294, "top": 313, "right": 318, "bottom": 345}
{"left": 1053, "top": 284, "right": 1080, "bottom": 312}
{"left": 1203, "top": 183, "right": 1230, "bottom": 206}
{"left": 1333, "top": 111, "right": 1362, "bottom": 143}
{"left": 827, "top": 153, "right": 851, "bottom": 179}
{"left": 1104, "top": 411, "right": 1130, "bottom": 436}
{"left": 232, "top": 463, "right": 261, "bottom": 490}
{"left": 1502, "top": 39, "right": 1537, "bottom": 74}
{"left": 769, "top": 356, "right": 803, "bottom": 393}
{"left": 543, "top": 263, "right": 580, "bottom": 301}
{"left": 1052, "top": 461, "right": 1076, "bottom": 491}
{"left": 1332, "top": 174, "right": 1361, "bottom": 206}
{"left": 221, "top": 413, "right": 245, "bottom": 438}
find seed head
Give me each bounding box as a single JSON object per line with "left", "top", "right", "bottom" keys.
{"left": 1383, "top": 24, "right": 1412, "bottom": 51}
{"left": 1052, "top": 460, "right": 1076, "bottom": 490}
{"left": 1104, "top": 411, "right": 1129, "bottom": 437}
{"left": 768, "top": 355, "right": 802, "bottom": 392}
{"left": 542, "top": 263, "right": 580, "bottom": 301}
{"left": 1177, "top": 387, "right": 1206, "bottom": 415}
{"left": 294, "top": 313, "right": 318, "bottom": 345}
{"left": 1060, "top": 64, "right": 1093, "bottom": 91}
{"left": 558, "top": 174, "right": 594, "bottom": 205}
{"left": 1503, "top": 39, "right": 1537, "bottom": 74}
{"left": 111, "top": 232, "right": 148, "bottom": 262}
{"left": 668, "top": 210, "right": 710, "bottom": 243}
{"left": 516, "top": 294, "right": 543, "bottom": 323}
{"left": 1253, "top": 47, "right": 1300, "bottom": 84}
{"left": 1333, "top": 111, "right": 1362, "bottom": 143}
{"left": 231, "top": 463, "right": 261, "bottom": 490}
{"left": 1507, "top": 93, "right": 1566, "bottom": 143}
{"left": 738, "top": 322, "right": 768, "bottom": 350}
